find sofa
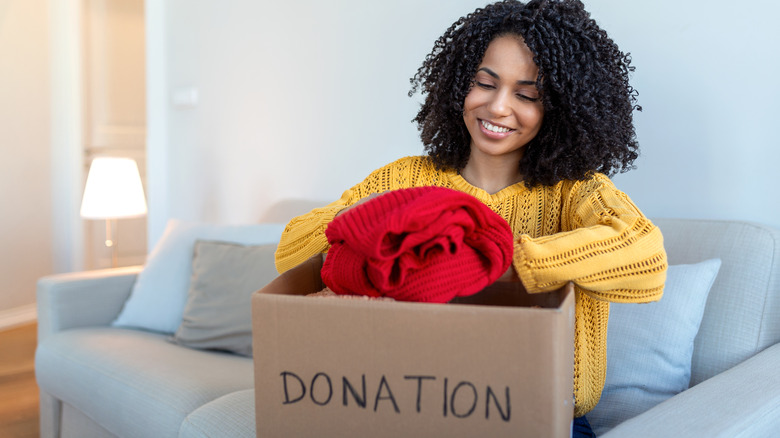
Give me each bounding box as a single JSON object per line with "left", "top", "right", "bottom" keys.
{"left": 35, "top": 216, "right": 780, "bottom": 437}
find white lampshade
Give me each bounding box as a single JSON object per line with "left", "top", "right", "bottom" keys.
{"left": 80, "top": 157, "right": 148, "bottom": 219}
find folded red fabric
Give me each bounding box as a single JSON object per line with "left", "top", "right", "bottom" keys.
{"left": 321, "top": 186, "right": 514, "bottom": 303}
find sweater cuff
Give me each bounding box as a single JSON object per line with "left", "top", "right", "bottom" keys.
{"left": 513, "top": 236, "right": 545, "bottom": 294}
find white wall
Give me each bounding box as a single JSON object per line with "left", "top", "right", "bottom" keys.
{"left": 0, "top": 0, "right": 54, "bottom": 324}
{"left": 148, "top": 0, "right": 780, "bottom": 248}
{"left": 147, "top": 0, "right": 490, "bottom": 245}
{"left": 590, "top": 0, "right": 780, "bottom": 227}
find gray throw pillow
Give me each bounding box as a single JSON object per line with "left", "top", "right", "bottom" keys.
{"left": 171, "top": 240, "right": 279, "bottom": 356}
{"left": 113, "top": 220, "right": 284, "bottom": 334}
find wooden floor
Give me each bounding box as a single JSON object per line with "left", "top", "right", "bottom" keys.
{"left": 0, "top": 323, "right": 39, "bottom": 438}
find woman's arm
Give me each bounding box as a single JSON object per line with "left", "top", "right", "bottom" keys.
{"left": 274, "top": 188, "right": 354, "bottom": 274}
{"left": 513, "top": 175, "right": 667, "bottom": 303}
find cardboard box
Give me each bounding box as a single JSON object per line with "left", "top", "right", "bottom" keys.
{"left": 252, "top": 255, "right": 574, "bottom": 438}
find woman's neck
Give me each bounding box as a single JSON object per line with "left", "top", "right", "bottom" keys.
{"left": 459, "top": 151, "right": 524, "bottom": 195}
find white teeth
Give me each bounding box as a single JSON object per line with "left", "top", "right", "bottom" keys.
{"left": 481, "top": 120, "right": 511, "bottom": 133}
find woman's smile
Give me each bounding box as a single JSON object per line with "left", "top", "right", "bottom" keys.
{"left": 479, "top": 119, "right": 516, "bottom": 138}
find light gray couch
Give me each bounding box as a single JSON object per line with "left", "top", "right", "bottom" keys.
{"left": 601, "top": 218, "right": 780, "bottom": 437}
{"left": 35, "top": 264, "right": 258, "bottom": 438}
{"left": 35, "top": 218, "right": 780, "bottom": 437}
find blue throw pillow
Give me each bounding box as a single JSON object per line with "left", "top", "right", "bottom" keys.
{"left": 588, "top": 259, "right": 721, "bottom": 435}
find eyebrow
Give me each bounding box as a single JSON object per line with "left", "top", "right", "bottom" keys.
{"left": 478, "top": 67, "right": 537, "bottom": 86}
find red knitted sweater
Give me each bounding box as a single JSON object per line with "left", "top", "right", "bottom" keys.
{"left": 321, "top": 186, "right": 514, "bottom": 303}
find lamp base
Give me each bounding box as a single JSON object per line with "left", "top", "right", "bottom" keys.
{"left": 104, "top": 218, "right": 118, "bottom": 268}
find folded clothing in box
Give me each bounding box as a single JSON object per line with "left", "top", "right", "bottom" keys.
{"left": 321, "top": 186, "right": 514, "bottom": 303}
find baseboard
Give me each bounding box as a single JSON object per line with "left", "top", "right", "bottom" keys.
{"left": 0, "top": 304, "right": 37, "bottom": 330}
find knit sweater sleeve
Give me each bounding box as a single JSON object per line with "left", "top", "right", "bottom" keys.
{"left": 274, "top": 186, "right": 368, "bottom": 273}
{"left": 274, "top": 158, "right": 416, "bottom": 273}
{"left": 513, "top": 175, "right": 667, "bottom": 303}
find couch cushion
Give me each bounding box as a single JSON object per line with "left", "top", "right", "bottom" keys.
{"left": 35, "top": 327, "right": 254, "bottom": 438}
{"left": 654, "top": 219, "right": 780, "bottom": 386}
{"left": 179, "top": 389, "right": 255, "bottom": 438}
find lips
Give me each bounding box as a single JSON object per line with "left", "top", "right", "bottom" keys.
{"left": 479, "top": 119, "right": 515, "bottom": 138}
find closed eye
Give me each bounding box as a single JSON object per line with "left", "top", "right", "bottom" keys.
{"left": 477, "top": 82, "right": 495, "bottom": 90}
{"left": 517, "top": 93, "right": 539, "bottom": 102}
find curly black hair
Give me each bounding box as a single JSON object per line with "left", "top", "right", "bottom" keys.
{"left": 409, "top": 0, "right": 640, "bottom": 187}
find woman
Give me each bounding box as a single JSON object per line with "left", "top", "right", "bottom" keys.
{"left": 275, "top": 0, "right": 667, "bottom": 435}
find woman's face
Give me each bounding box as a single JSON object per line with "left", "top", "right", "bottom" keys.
{"left": 463, "top": 35, "right": 544, "bottom": 162}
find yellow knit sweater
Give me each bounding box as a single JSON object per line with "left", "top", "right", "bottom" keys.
{"left": 275, "top": 156, "right": 667, "bottom": 417}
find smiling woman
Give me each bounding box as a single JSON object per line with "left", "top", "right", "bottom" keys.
{"left": 460, "top": 35, "right": 545, "bottom": 194}
{"left": 409, "top": 0, "right": 640, "bottom": 189}
{"left": 274, "top": 1, "right": 667, "bottom": 435}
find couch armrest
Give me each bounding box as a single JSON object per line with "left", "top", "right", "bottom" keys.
{"left": 602, "top": 343, "right": 780, "bottom": 438}
{"left": 37, "top": 266, "right": 142, "bottom": 342}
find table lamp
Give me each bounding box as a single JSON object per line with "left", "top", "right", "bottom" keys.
{"left": 80, "top": 157, "right": 148, "bottom": 267}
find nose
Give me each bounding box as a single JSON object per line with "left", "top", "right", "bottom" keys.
{"left": 487, "top": 89, "right": 512, "bottom": 117}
